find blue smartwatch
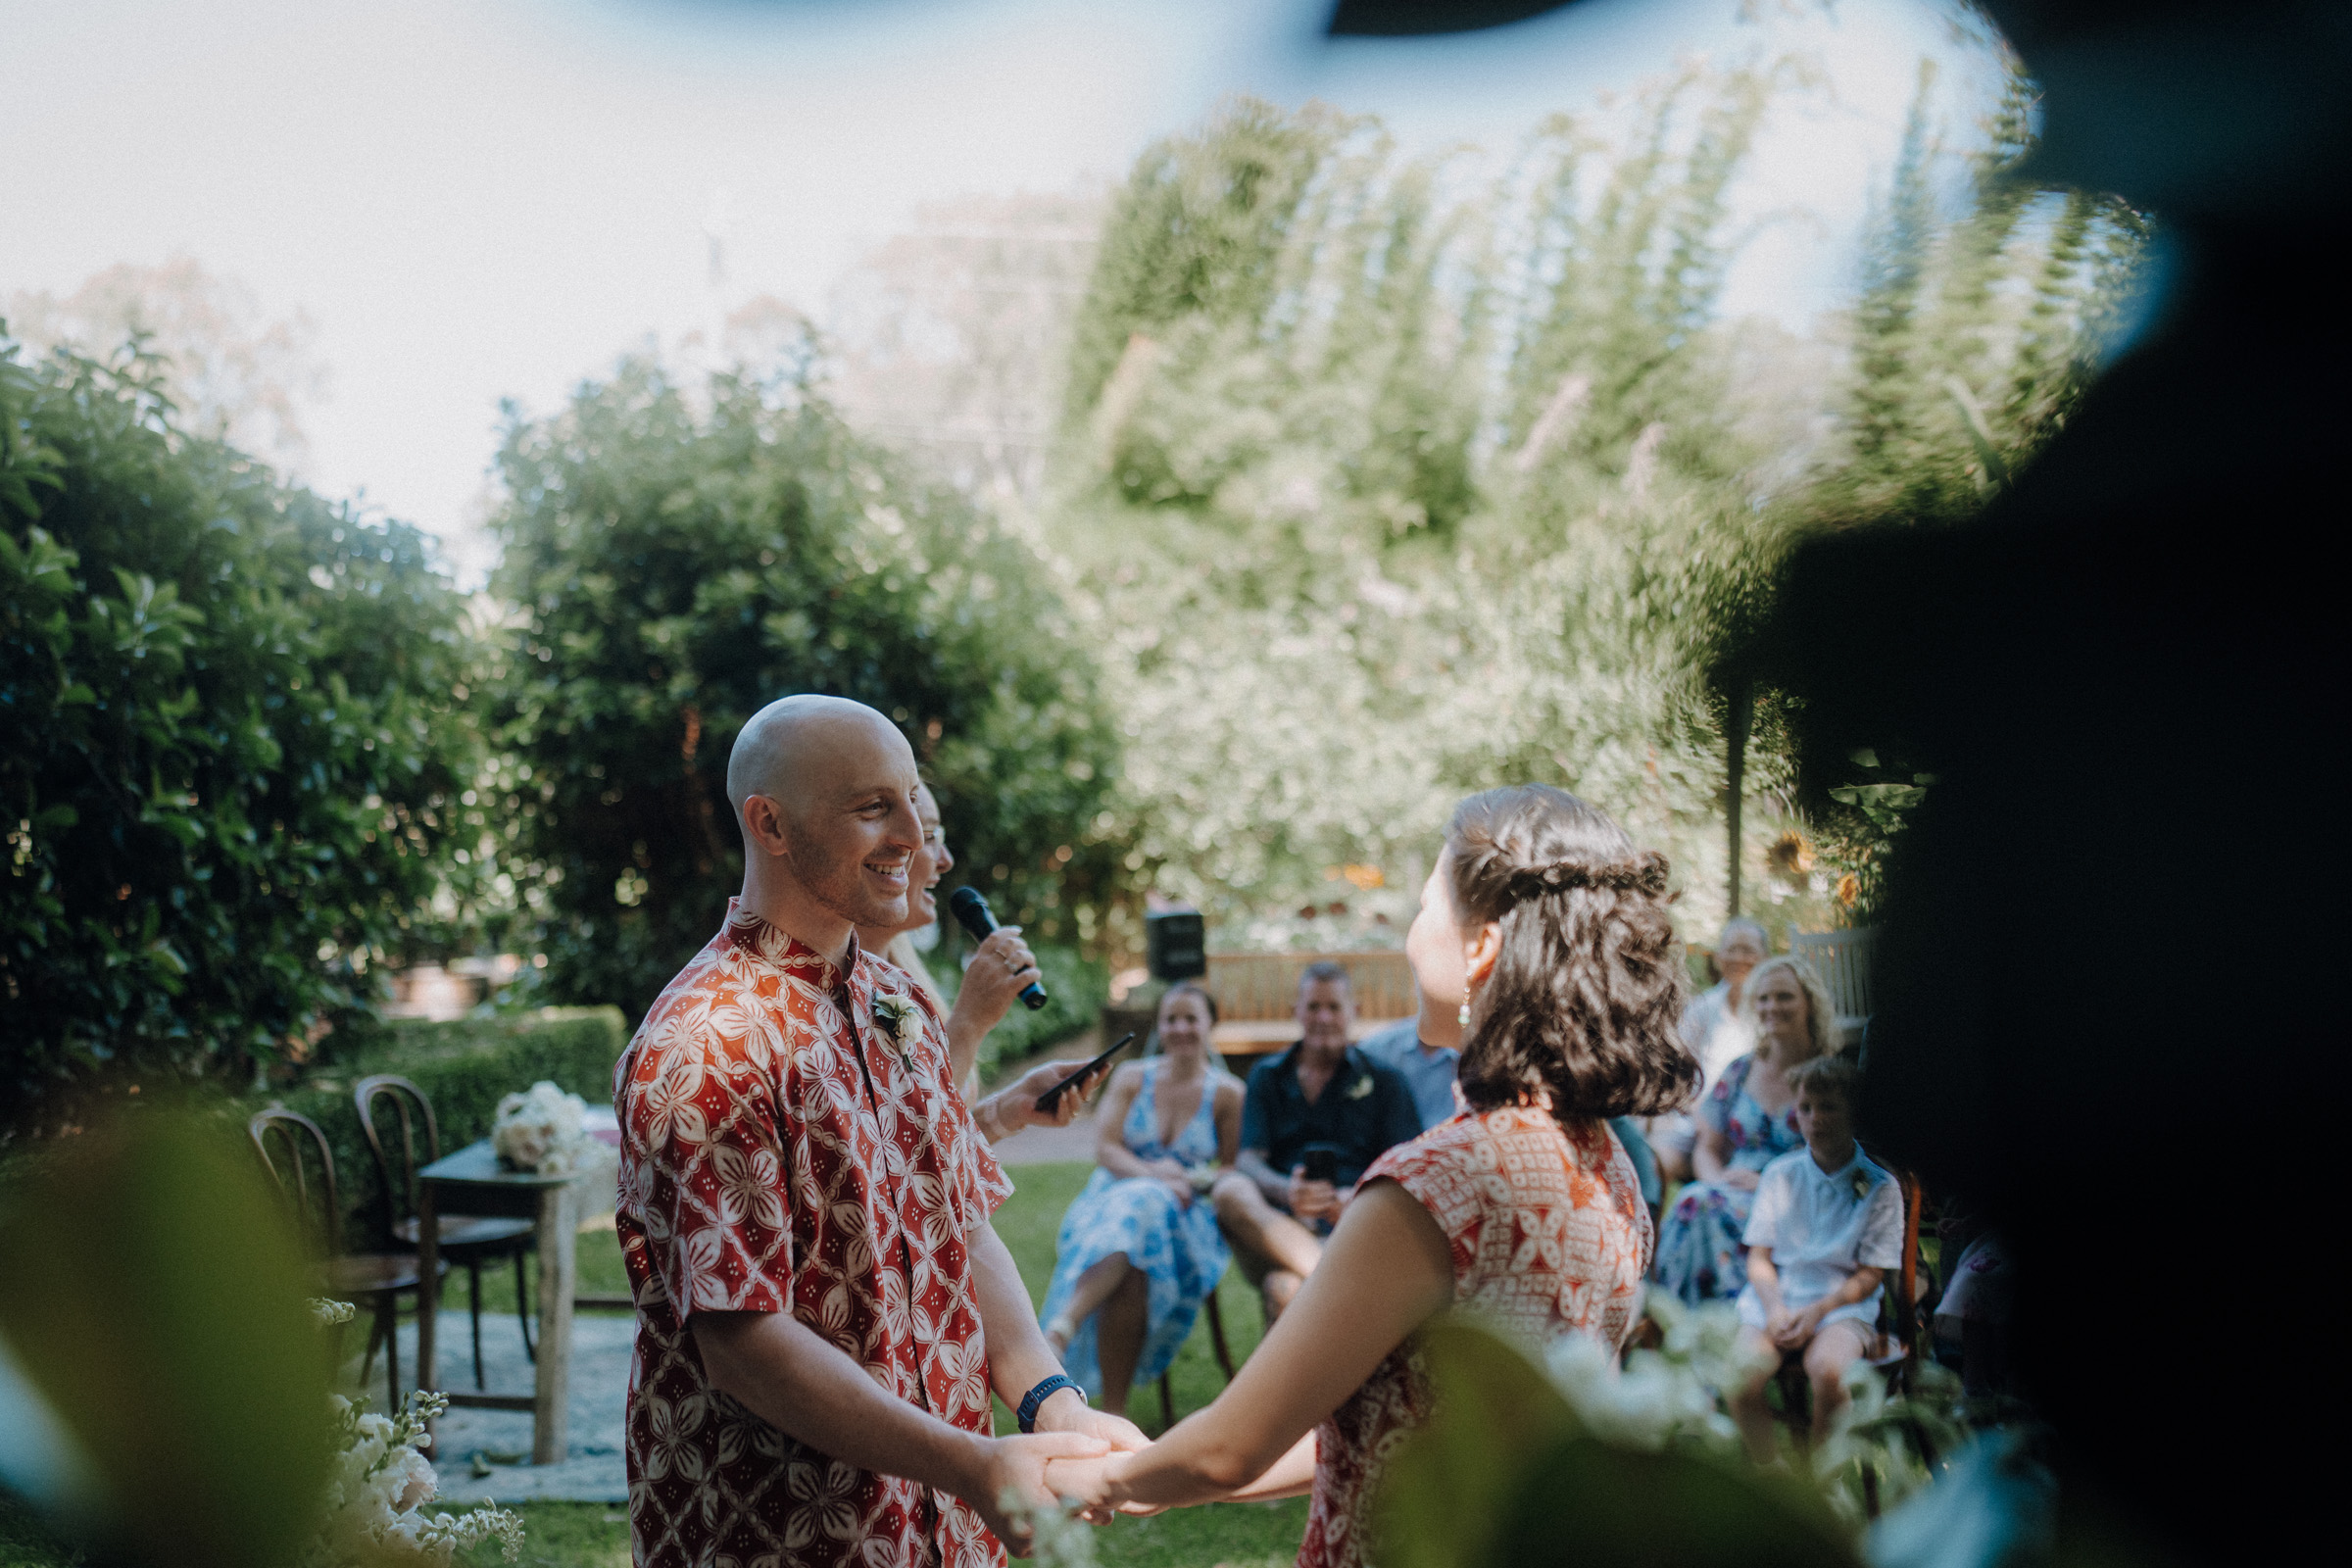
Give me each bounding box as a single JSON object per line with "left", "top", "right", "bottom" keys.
{"left": 1016, "top": 1373, "right": 1084, "bottom": 1434}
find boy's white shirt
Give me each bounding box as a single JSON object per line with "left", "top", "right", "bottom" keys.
{"left": 1735, "top": 1146, "right": 1904, "bottom": 1330}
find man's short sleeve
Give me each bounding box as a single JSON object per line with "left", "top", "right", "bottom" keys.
{"left": 1856, "top": 1174, "right": 1905, "bottom": 1270}
{"left": 620, "top": 1036, "right": 793, "bottom": 1323}
{"left": 1741, "top": 1161, "right": 1790, "bottom": 1250}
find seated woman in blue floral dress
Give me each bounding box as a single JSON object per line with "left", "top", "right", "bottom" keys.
{"left": 1041, "top": 982, "right": 1244, "bottom": 1415}
{"left": 1652, "top": 956, "right": 1834, "bottom": 1304}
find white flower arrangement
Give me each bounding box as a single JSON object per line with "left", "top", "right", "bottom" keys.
{"left": 308, "top": 1388, "right": 522, "bottom": 1566}
{"left": 491, "top": 1080, "right": 593, "bottom": 1175}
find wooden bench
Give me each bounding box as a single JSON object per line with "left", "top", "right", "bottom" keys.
{"left": 1201, "top": 951, "right": 1415, "bottom": 1079}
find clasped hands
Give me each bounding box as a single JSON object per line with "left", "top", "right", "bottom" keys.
{"left": 1762, "top": 1299, "right": 1829, "bottom": 1350}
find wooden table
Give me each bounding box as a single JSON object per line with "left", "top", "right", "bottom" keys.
{"left": 416, "top": 1141, "right": 581, "bottom": 1463}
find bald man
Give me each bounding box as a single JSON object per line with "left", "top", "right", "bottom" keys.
{"left": 612, "top": 696, "right": 1142, "bottom": 1568}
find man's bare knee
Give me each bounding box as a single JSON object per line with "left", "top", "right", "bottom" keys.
{"left": 1213, "top": 1175, "right": 1267, "bottom": 1230}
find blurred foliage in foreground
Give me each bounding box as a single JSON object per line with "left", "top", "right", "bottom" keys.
{"left": 0, "top": 339, "right": 479, "bottom": 1123}
{"left": 1047, "top": 74, "right": 2141, "bottom": 946}
{"left": 0, "top": 1116, "right": 330, "bottom": 1568}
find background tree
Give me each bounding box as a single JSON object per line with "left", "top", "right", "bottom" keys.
{"left": 1044, "top": 68, "right": 2137, "bottom": 948}
{"left": 484, "top": 354, "right": 1122, "bottom": 1022}
{"left": 0, "top": 337, "right": 476, "bottom": 1123}
{"left": 6, "top": 258, "right": 329, "bottom": 473}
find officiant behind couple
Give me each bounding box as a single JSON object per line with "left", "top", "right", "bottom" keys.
{"left": 1044, "top": 783, "right": 1698, "bottom": 1568}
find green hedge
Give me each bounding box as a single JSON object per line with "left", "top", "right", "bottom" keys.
{"left": 249, "top": 1006, "right": 626, "bottom": 1250}
{"left": 929, "top": 943, "right": 1105, "bottom": 1079}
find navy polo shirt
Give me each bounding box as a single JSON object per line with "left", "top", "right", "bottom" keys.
{"left": 1240, "top": 1042, "right": 1423, "bottom": 1191}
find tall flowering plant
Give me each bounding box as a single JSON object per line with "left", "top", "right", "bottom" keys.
{"left": 307, "top": 1391, "right": 522, "bottom": 1566}
{"left": 306, "top": 1299, "right": 522, "bottom": 1566}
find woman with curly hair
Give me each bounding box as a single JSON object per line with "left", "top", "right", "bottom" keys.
{"left": 1651, "top": 953, "right": 1838, "bottom": 1306}
{"left": 1044, "top": 785, "right": 1697, "bottom": 1567}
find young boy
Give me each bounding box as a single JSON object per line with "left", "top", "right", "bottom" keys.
{"left": 1729, "top": 1052, "right": 1904, "bottom": 1461}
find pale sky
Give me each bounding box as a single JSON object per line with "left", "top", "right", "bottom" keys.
{"left": 1, "top": 0, "right": 2005, "bottom": 585}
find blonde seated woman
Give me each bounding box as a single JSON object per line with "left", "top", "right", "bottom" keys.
{"left": 856, "top": 779, "right": 1105, "bottom": 1143}
{"left": 1037, "top": 982, "right": 1243, "bottom": 1416}
{"left": 1045, "top": 785, "right": 1697, "bottom": 1568}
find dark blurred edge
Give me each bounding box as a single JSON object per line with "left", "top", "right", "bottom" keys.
{"left": 1327, "top": 0, "right": 1571, "bottom": 36}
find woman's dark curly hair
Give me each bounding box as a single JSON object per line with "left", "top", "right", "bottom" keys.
{"left": 1448, "top": 784, "right": 1699, "bottom": 1120}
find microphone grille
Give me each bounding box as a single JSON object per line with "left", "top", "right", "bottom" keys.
{"left": 947, "top": 887, "right": 987, "bottom": 915}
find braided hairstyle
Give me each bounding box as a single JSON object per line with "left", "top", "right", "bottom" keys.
{"left": 1447, "top": 784, "right": 1699, "bottom": 1120}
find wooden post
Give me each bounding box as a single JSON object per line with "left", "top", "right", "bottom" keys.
{"left": 531, "top": 1179, "right": 577, "bottom": 1464}
{"left": 1726, "top": 677, "right": 1751, "bottom": 918}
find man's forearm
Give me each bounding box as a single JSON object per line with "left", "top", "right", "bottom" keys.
{"left": 969, "top": 1219, "right": 1075, "bottom": 1413}
{"left": 692, "top": 1310, "right": 983, "bottom": 1494}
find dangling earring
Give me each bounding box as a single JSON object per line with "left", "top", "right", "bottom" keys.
{"left": 1457, "top": 1001, "right": 1470, "bottom": 1028}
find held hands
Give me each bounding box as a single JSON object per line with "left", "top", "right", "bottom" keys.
{"left": 968, "top": 1430, "right": 1109, "bottom": 1554}
{"left": 1721, "top": 1167, "right": 1763, "bottom": 1193}
{"left": 954, "top": 926, "right": 1044, "bottom": 1038}
{"left": 1288, "top": 1166, "right": 1340, "bottom": 1225}
{"left": 1035, "top": 1394, "right": 1160, "bottom": 1528}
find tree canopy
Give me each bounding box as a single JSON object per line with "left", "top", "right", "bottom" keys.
{"left": 0, "top": 339, "right": 477, "bottom": 1114}
{"left": 1045, "top": 73, "right": 2138, "bottom": 945}
{"left": 484, "top": 357, "right": 1123, "bottom": 1017}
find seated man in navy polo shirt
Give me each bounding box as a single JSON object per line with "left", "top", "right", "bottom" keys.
{"left": 1209, "top": 961, "right": 1421, "bottom": 1318}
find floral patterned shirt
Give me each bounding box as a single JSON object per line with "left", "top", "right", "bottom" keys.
{"left": 615, "top": 900, "right": 1013, "bottom": 1568}
{"left": 1298, "top": 1107, "right": 1651, "bottom": 1568}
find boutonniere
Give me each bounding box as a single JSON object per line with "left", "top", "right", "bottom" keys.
{"left": 1849, "top": 1170, "right": 1872, "bottom": 1202}
{"left": 871, "top": 991, "right": 919, "bottom": 1061}
{"left": 1345, "top": 1074, "right": 1375, "bottom": 1101}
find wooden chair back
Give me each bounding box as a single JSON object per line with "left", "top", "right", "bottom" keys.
{"left": 249, "top": 1107, "right": 343, "bottom": 1258}
{"left": 1788, "top": 927, "right": 1878, "bottom": 1047}
{"left": 354, "top": 1074, "right": 441, "bottom": 1242}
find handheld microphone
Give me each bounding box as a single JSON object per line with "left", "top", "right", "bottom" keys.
{"left": 947, "top": 887, "right": 1050, "bottom": 1011}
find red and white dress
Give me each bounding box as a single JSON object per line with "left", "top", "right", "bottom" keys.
{"left": 1298, "top": 1106, "right": 1652, "bottom": 1568}
{"left": 614, "top": 900, "right": 1013, "bottom": 1568}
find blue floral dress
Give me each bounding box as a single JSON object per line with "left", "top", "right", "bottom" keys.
{"left": 1651, "top": 1054, "right": 1804, "bottom": 1305}
{"left": 1039, "top": 1058, "right": 1234, "bottom": 1399}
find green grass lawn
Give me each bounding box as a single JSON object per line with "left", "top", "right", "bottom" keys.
{"left": 452, "top": 1159, "right": 1303, "bottom": 1568}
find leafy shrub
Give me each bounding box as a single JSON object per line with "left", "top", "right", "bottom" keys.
{"left": 927, "top": 942, "right": 1106, "bottom": 1080}
{"left": 254, "top": 1005, "right": 626, "bottom": 1248}
{"left": 0, "top": 342, "right": 480, "bottom": 1122}
{"left": 484, "top": 358, "right": 1123, "bottom": 1019}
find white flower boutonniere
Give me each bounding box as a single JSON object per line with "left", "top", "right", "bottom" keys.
{"left": 1850, "top": 1170, "right": 1873, "bottom": 1202}
{"left": 1345, "top": 1073, "right": 1375, "bottom": 1101}
{"left": 871, "top": 991, "right": 919, "bottom": 1060}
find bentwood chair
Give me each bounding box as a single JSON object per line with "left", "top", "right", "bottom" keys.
{"left": 249, "top": 1106, "right": 446, "bottom": 1411}
{"left": 355, "top": 1075, "right": 538, "bottom": 1390}
{"left": 1156, "top": 1285, "right": 1240, "bottom": 1430}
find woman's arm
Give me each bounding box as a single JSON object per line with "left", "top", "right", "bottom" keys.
{"left": 1089, "top": 1066, "right": 1164, "bottom": 1182}
{"left": 1046, "top": 1178, "right": 1454, "bottom": 1510}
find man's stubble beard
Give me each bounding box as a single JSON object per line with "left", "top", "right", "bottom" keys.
{"left": 787, "top": 833, "right": 907, "bottom": 935}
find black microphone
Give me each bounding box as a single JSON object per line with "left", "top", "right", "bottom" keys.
{"left": 947, "top": 887, "right": 1049, "bottom": 1010}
